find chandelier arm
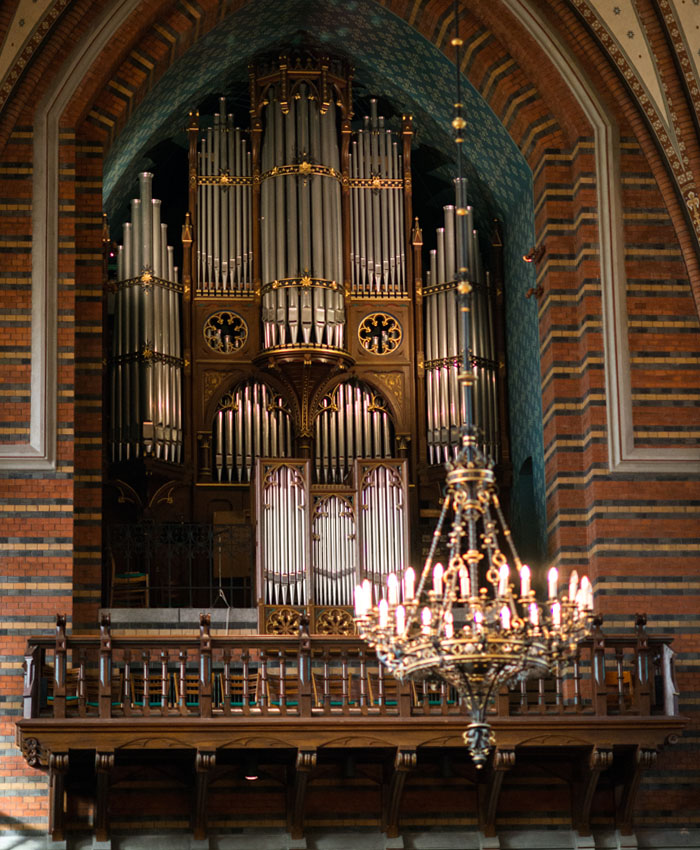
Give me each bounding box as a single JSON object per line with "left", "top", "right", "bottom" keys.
{"left": 416, "top": 491, "right": 452, "bottom": 601}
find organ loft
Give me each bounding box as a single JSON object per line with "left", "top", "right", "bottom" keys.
{"left": 103, "top": 52, "right": 508, "bottom": 626}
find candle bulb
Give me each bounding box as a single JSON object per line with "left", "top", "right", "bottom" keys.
{"left": 421, "top": 607, "right": 432, "bottom": 634}
{"left": 551, "top": 601, "right": 561, "bottom": 627}
{"left": 445, "top": 611, "right": 454, "bottom": 639}
{"left": 362, "top": 579, "right": 372, "bottom": 613}
{"left": 378, "top": 599, "right": 388, "bottom": 629}
{"left": 474, "top": 610, "right": 483, "bottom": 632}
{"left": 520, "top": 564, "right": 531, "bottom": 597}
{"left": 498, "top": 563, "right": 510, "bottom": 597}
{"left": 395, "top": 604, "right": 406, "bottom": 635}
{"left": 568, "top": 569, "right": 579, "bottom": 602}
{"left": 354, "top": 584, "right": 365, "bottom": 617}
{"left": 403, "top": 567, "right": 415, "bottom": 601}
{"left": 548, "top": 566, "right": 559, "bottom": 600}
{"left": 387, "top": 573, "right": 399, "bottom": 605}
{"left": 580, "top": 575, "right": 592, "bottom": 609}
{"left": 500, "top": 605, "right": 511, "bottom": 630}
{"left": 459, "top": 565, "right": 470, "bottom": 598}
{"left": 529, "top": 602, "right": 539, "bottom": 627}
{"left": 433, "top": 562, "right": 444, "bottom": 595}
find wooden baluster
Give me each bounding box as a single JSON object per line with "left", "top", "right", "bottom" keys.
{"left": 341, "top": 651, "right": 349, "bottom": 715}
{"left": 323, "top": 650, "right": 330, "bottom": 713}
{"left": 538, "top": 677, "right": 546, "bottom": 713}
{"left": 123, "top": 650, "right": 133, "bottom": 717}
{"left": 142, "top": 651, "right": 150, "bottom": 716}
{"left": 298, "top": 619, "right": 313, "bottom": 717}
{"left": 635, "top": 614, "right": 651, "bottom": 714}
{"left": 242, "top": 649, "right": 250, "bottom": 716}
{"left": 422, "top": 681, "right": 430, "bottom": 716}
{"left": 279, "top": 650, "right": 287, "bottom": 714}
{"left": 199, "top": 612, "right": 212, "bottom": 717}
{"left": 54, "top": 614, "right": 67, "bottom": 719}
{"left": 359, "top": 650, "right": 367, "bottom": 714}
{"left": 615, "top": 646, "right": 625, "bottom": 712}
{"left": 555, "top": 661, "right": 563, "bottom": 710}
{"left": 222, "top": 648, "right": 231, "bottom": 715}
{"left": 592, "top": 616, "right": 607, "bottom": 715}
{"left": 495, "top": 684, "right": 509, "bottom": 717}
{"left": 98, "top": 613, "right": 112, "bottom": 719}
{"left": 178, "top": 650, "right": 187, "bottom": 715}
{"left": 519, "top": 680, "right": 527, "bottom": 713}
{"left": 573, "top": 647, "right": 582, "bottom": 710}
{"left": 260, "top": 649, "right": 268, "bottom": 713}
{"left": 78, "top": 649, "right": 87, "bottom": 717}
{"left": 23, "top": 643, "right": 40, "bottom": 719}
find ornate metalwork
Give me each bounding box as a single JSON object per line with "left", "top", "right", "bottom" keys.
{"left": 203, "top": 311, "right": 248, "bottom": 354}
{"left": 314, "top": 606, "right": 356, "bottom": 636}
{"left": 358, "top": 312, "right": 402, "bottom": 355}
{"left": 265, "top": 606, "right": 303, "bottom": 635}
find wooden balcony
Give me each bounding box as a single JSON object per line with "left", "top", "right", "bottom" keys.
{"left": 16, "top": 614, "right": 687, "bottom": 843}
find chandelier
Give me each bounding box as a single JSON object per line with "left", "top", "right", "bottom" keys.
{"left": 354, "top": 2, "right": 595, "bottom": 768}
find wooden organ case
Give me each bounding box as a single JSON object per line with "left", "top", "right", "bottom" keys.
{"left": 103, "top": 53, "right": 509, "bottom": 629}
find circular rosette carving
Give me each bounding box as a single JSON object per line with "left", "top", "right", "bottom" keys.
{"left": 266, "top": 607, "right": 302, "bottom": 635}
{"left": 315, "top": 607, "right": 356, "bottom": 636}
{"left": 203, "top": 311, "right": 248, "bottom": 353}
{"left": 358, "top": 312, "right": 402, "bottom": 355}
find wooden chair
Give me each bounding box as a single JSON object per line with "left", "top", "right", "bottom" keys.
{"left": 605, "top": 669, "right": 633, "bottom": 711}
{"left": 110, "top": 554, "right": 149, "bottom": 607}
{"left": 313, "top": 670, "right": 357, "bottom": 708}
{"left": 265, "top": 672, "right": 302, "bottom": 708}
{"left": 366, "top": 669, "right": 399, "bottom": 706}
{"left": 130, "top": 670, "right": 175, "bottom": 709}
{"left": 217, "top": 670, "right": 261, "bottom": 708}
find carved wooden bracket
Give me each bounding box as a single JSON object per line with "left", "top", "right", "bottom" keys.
{"left": 49, "top": 752, "right": 69, "bottom": 842}
{"left": 21, "top": 736, "right": 46, "bottom": 769}
{"left": 573, "top": 747, "right": 613, "bottom": 836}
{"left": 617, "top": 747, "right": 657, "bottom": 834}
{"left": 478, "top": 748, "right": 515, "bottom": 837}
{"left": 290, "top": 749, "right": 317, "bottom": 839}
{"left": 384, "top": 749, "right": 417, "bottom": 838}
{"left": 95, "top": 752, "right": 115, "bottom": 843}
{"left": 193, "top": 751, "right": 216, "bottom": 841}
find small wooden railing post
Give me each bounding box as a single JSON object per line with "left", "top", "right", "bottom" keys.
{"left": 23, "top": 643, "right": 40, "bottom": 719}
{"left": 592, "top": 616, "right": 607, "bottom": 715}
{"left": 496, "top": 685, "right": 509, "bottom": 717}
{"left": 53, "top": 614, "right": 67, "bottom": 719}
{"left": 199, "top": 613, "right": 212, "bottom": 717}
{"left": 634, "top": 614, "right": 651, "bottom": 714}
{"left": 99, "top": 613, "right": 113, "bottom": 718}
{"left": 298, "top": 616, "right": 313, "bottom": 716}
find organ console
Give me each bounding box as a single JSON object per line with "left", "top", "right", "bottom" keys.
{"left": 104, "top": 51, "right": 508, "bottom": 629}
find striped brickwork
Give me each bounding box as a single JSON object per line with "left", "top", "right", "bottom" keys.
{"left": 0, "top": 0, "right": 698, "bottom": 839}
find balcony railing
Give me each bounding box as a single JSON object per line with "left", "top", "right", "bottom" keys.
{"left": 22, "top": 613, "right": 680, "bottom": 723}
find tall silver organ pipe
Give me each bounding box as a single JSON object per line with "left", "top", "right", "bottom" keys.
{"left": 260, "top": 84, "right": 345, "bottom": 349}
{"left": 259, "top": 461, "right": 308, "bottom": 606}
{"left": 109, "top": 172, "right": 183, "bottom": 463}
{"left": 358, "top": 461, "right": 409, "bottom": 602}
{"left": 314, "top": 380, "right": 395, "bottom": 484}
{"left": 349, "top": 98, "right": 406, "bottom": 296}
{"left": 197, "top": 97, "right": 253, "bottom": 294}
{"left": 423, "top": 197, "right": 499, "bottom": 464}
{"left": 312, "top": 495, "right": 356, "bottom": 606}
{"left": 212, "top": 380, "right": 294, "bottom": 483}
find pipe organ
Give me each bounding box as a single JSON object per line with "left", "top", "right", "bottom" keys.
{"left": 423, "top": 203, "right": 500, "bottom": 464}
{"left": 104, "top": 51, "right": 508, "bottom": 626}
{"left": 109, "top": 172, "right": 182, "bottom": 463}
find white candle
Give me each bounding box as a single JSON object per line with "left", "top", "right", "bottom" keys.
{"left": 520, "top": 564, "right": 531, "bottom": 597}
{"left": 459, "top": 566, "right": 470, "bottom": 598}
{"left": 395, "top": 605, "right": 406, "bottom": 635}
{"left": 548, "top": 566, "right": 558, "bottom": 600}
{"left": 551, "top": 601, "right": 561, "bottom": 627}
{"left": 500, "top": 605, "right": 511, "bottom": 630}
{"left": 529, "top": 602, "right": 539, "bottom": 626}
{"left": 354, "top": 584, "right": 365, "bottom": 616}
{"left": 421, "top": 607, "right": 432, "bottom": 634}
{"left": 378, "top": 599, "right": 388, "bottom": 629}
{"left": 498, "top": 563, "right": 510, "bottom": 597}
{"left": 403, "top": 567, "right": 415, "bottom": 601}
{"left": 444, "top": 611, "right": 454, "bottom": 639}
{"left": 474, "top": 610, "right": 483, "bottom": 632}
{"left": 433, "top": 562, "right": 444, "bottom": 594}
{"left": 387, "top": 573, "right": 399, "bottom": 605}
{"left": 568, "top": 570, "right": 579, "bottom": 602}
{"left": 362, "top": 579, "right": 372, "bottom": 612}
{"left": 580, "top": 575, "right": 591, "bottom": 609}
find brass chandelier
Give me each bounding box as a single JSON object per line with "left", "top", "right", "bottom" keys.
{"left": 354, "top": 2, "right": 595, "bottom": 768}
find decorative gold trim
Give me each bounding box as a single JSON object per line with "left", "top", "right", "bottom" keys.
{"left": 358, "top": 312, "right": 402, "bottom": 355}
{"left": 197, "top": 173, "right": 252, "bottom": 187}
{"left": 203, "top": 310, "right": 249, "bottom": 354}
{"left": 261, "top": 163, "right": 341, "bottom": 182}
{"left": 264, "top": 276, "right": 339, "bottom": 292}
{"left": 348, "top": 177, "right": 404, "bottom": 190}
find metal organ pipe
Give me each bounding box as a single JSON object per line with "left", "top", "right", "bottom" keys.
{"left": 196, "top": 98, "right": 252, "bottom": 294}
{"left": 109, "top": 174, "right": 182, "bottom": 464}
{"left": 423, "top": 193, "right": 500, "bottom": 464}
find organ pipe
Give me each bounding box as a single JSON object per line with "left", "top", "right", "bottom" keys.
{"left": 109, "top": 173, "right": 183, "bottom": 464}
{"left": 196, "top": 98, "right": 253, "bottom": 294}
{"left": 423, "top": 190, "right": 500, "bottom": 464}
